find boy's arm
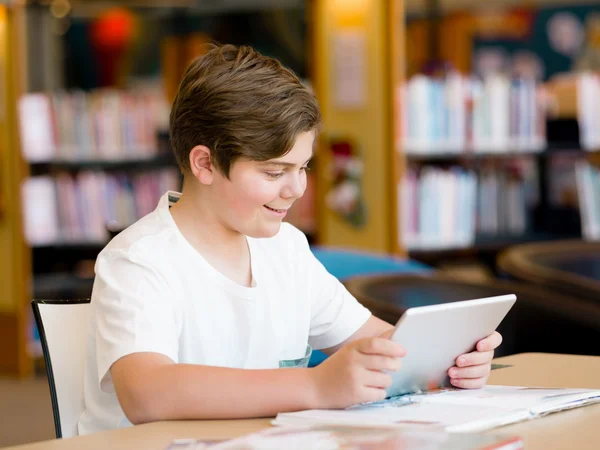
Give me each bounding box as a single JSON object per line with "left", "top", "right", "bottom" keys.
{"left": 112, "top": 333, "right": 406, "bottom": 424}
{"left": 111, "top": 352, "right": 318, "bottom": 424}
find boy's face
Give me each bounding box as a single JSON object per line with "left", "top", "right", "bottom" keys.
{"left": 212, "top": 131, "right": 315, "bottom": 238}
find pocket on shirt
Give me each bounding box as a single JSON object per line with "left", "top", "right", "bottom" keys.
{"left": 278, "top": 344, "right": 312, "bottom": 368}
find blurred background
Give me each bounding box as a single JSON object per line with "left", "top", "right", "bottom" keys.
{"left": 2, "top": 0, "right": 600, "bottom": 446}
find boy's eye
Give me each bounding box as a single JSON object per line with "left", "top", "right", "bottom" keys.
{"left": 266, "top": 172, "right": 284, "bottom": 179}
{"left": 301, "top": 166, "right": 311, "bottom": 172}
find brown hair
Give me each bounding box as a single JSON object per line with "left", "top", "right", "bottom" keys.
{"left": 169, "top": 44, "right": 322, "bottom": 177}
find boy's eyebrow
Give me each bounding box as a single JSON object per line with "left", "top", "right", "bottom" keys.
{"left": 261, "top": 157, "right": 312, "bottom": 168}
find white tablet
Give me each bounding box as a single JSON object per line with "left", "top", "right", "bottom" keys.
{"left": 387, "top": 294, "right": 516, "bottom": 398}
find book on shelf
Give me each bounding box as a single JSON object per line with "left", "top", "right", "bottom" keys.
{"left": 21, "top": 176, "right": 60, "bottom": 245}
{"left": 399, "top": 160, "right": 537, "bottom": 251}
{"left": 18, "top": 87, "right": 170, "bottom": 163}
{"left": 575, "top": 161, "right": 600, "bottom": 240}
{"left": 400, "top": 166, "right": 477, "bottom": 251}
{"left": 273, "top": 385, "right": 600, "bottom": 434}
{"left": 400, "top": 73, "right": 546, "bottom": 155}
{"left": 547, "top": 153, "right": 580, "bottom": 210}
{"left": 21, "top": 169, "right": 180, "bottom": 246}
{"left": 166, "top": 425, "right": 524, "bottom": 450}
{"left": 577, "top": 72, "right": 600, "bottom": 151}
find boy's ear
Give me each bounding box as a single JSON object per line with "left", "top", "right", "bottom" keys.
{"left": 189, "top": 145, "right": 214, "bottom": 185}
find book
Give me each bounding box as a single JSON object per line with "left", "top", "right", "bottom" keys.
{"left": 18, "top": 88, "right": 169, "bottom": 163}
{"left": 166, "top": 426, "right": 524, "bottom": 450}
{"left": 399, "top": 158, "right": 539, "bottom": 251}
{"left": 21, "top": 176, "right": 59, "bottom": 245}
{"left": 21, "top": 168, "right": 180, "bottom": 245}
{"left": 272, "top": 385, "right": 600, "bottom": 433}
{"left": 577, "top": 72, "right": 600, "bottom": 151}
{"left": 401, "top": 73, "right": 545, "bottom": 154}
{"left": 575, "top": 161, "right": 600, "bottom": 240}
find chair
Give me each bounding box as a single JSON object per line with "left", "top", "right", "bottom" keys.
{"left": 498, "top": 240, "right": 600, "bottom": 301}
{"left": 344, "top": 272, "right": 600, "bottom": 357}
{"left": 31, "top": 299, "right": 91, "bottom": 438}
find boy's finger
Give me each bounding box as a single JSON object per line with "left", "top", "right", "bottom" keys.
{"left": 362, "top": 354, "right": 403, "bottom": 372}
{"left": 361, "top": 386, "right": 389, "bottom": 404}
{"left": 448, "top": 363, "right": 491, "bottom": 379}
{"left": 380, "top": 328, "right": 395, "bottom": 340}
{"left": 476, "top": 332, "right": 502, "bottom": 352}
{"left": 450, "top": 377, "right": 487, "bottom": 389}
{"left": 456, "top": 350, "right": 494, "bottom": 367}
{"left": 364, "top": 369, "right": 394, "bottom": 389}
{"left": 357, "top": 337, "right": 406, "bottom": 358}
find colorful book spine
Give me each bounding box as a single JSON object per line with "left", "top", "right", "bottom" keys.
{"left": 399, "top": 162, "right": 537, "bottom": 250}
{"left": 21, "top": 169, "right": 180, "bottom": 245}
{"left": 401, "top": 73, "right": 546, "bottom": 155}
{"left": 18, "top": 88, "right": 170, "bottom": 162}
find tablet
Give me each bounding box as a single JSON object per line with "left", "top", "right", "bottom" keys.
{"left": 387, "top": 294, "right": 516, "bottom": 398}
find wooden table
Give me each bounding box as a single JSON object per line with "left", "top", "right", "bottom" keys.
{"left": 7, "top": 353, "right": 600, "bottom": 450}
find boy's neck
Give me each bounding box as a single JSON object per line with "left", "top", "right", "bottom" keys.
{"left": 170, "top": 192, "right": 247, "bottom": 251}
{"left": 169, "top": 191, "right": 253, "bottom": 287}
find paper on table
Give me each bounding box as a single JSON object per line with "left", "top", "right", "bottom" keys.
{"left": 273, "top": 385, "right": 600, "bottom": 433}
{"left": 272, "top": 402, "right": 521, "bottom": 431}
{"left": 416, "top": 386, "right": 598, "bottom": 409}
{"left": 167, "top": 426, "right": 525, "bottom": 450}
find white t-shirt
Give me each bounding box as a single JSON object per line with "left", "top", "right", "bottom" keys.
{"left": 77, "top": 191, "right": 371, "bottom": 435}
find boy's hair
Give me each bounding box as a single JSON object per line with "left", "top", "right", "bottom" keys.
{"left": 169, "top": 44, "right": 322, "bottom": 177}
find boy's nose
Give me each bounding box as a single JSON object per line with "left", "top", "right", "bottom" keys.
{"left": 281, "top": 174, "right": 305, "bottom": 199}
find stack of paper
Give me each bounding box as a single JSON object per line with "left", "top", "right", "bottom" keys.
{"left": 167, "top": 425, "right": 524, "bottom": 450}
{"left": 273, "top": 386, "right": 600, "bottom": 433}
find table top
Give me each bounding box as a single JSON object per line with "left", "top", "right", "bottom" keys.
{"left": 7, "top": 353, "right": 600, "bottom": 450}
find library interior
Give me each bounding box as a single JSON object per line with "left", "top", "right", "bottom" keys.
{"left": 1, "top": 0, "right": 600, "bottom": 449}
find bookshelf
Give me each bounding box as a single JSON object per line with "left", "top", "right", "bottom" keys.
{"left": 311, "top": 0, "right": 597, "bottom": 271}
{"left": 0, "top": 2, "right": 32, "bottom": 377}
{"left": 398, "top": 117, "right": 593, "bottom": 267}
{"left": 19, "top": 88, "right": 181, "bottom": 250}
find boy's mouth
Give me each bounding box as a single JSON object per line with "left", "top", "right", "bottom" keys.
{"left": 264, "top": 205, "right": 288, "bottom": 215}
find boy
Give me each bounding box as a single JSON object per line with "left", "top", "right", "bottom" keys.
{"left": 78, "top": 44, "right": 501, "bottom": 435}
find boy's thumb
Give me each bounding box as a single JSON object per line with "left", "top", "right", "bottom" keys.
{"left": 380, "top": 328, "right": 395, "bottom": 340}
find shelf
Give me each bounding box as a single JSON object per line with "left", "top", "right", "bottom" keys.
{"left": 408, "top": 231, "right": 582, "bottom": 256}
{"left": 32, "top": 240, "right": 107, "bottom": 250}
{"left": 403, "top": 146, "right": 595, "bottom": 164}
{"left": 29, "top": 153, "right": 178, "bottom": 175}
{"left": 473, "top": 232, "right": 582, "bottom": 250}
{"left": 405, "top": 150, "right": 545, "bottom": 162}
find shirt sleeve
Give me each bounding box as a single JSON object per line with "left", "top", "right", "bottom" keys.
{"left": 290, "top": 228, "right": 371, "bottom": 350}
{"left": 92, "top": 248, "right": 180, "bottom": 393}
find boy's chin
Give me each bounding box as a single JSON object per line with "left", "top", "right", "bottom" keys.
{"left": 245, "top": 222, "right": 282, "bottom": 239}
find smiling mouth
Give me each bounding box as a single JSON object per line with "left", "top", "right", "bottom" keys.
{"left": 264, "top": 206, "right": 288, "bottom": 213}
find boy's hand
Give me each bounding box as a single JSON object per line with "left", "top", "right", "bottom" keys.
{"left": 311, "top": 337, "right": 406, "bottom": 409}
{"left": 448, "top": 331, "right": 503, "bottom": 389}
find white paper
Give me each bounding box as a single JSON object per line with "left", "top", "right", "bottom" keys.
{"left": 274, "top": 385, "right": 600, "bottom": 433}
{"left": 332, "top": 29, "right": 366, "bottom": 109}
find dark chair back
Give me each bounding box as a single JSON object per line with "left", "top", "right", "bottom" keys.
{"left": 344, "top": 273, "right": 600, "bottom": 357}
